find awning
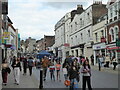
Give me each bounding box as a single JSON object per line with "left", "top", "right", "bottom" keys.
{"left": 4, "top": 44, "right": 12, "bottom": 48}
{"left": 107, "top": 46, "right": 120, "bottom": 50}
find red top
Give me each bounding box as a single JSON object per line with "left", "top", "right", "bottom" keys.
{"left": 56, "top": 64, "right": 61, "bottom": 70}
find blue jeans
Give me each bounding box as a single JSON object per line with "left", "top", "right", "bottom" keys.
{"left": 70, "top": 78, "right": 79, "bottom": 90}
{"left": 64, "top": 74, "right": 68, "bottom": 80}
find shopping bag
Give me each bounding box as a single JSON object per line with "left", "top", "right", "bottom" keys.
{"left": 64, "top": 80, "right": 70, "bottom": 86}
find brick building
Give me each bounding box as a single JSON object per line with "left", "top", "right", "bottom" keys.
{"left": 36, "top": 35, "right": 55, "bottom": 52}
{"left": 106, "top": 0, "right": 120, "bottom": 62}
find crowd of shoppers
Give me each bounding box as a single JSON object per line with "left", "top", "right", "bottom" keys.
{"left": 1, "top": 53, "right": 118, "bottom": 89}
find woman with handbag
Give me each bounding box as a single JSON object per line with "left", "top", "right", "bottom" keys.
{"left": 68, "top": 60, "right": 80, "bottom": 90}
{"left": 1, "top": 58, "right": 11, "bottom": 86}
{"left": 12, "top": 57, "right": 21, "bottom": 85}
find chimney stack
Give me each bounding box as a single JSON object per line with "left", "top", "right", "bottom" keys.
{"left": 76, "top": 4, "right": 84, "bottom": 14}
{"left": 94, "top": 0, "right": 102, "bottom": 4}
{"left": 77, "top": 5, "right": 83, "bottom": 9}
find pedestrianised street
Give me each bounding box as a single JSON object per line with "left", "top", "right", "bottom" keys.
{"left": 0, "top": 0, "right": 120, "bottom": 90}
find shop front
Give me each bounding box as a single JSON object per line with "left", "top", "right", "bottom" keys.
{"left": 106, "top": 45, "right": 120, "bottom": 63}
{"left": 93, "top": 43, "right": 106, "bottom": 64}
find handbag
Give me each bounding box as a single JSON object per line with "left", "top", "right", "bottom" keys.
{"left": 64, "top": 80, "right": 70, "bottom": 86}
{"left": 6, "top": 67, "right": 11, "bottom": 74}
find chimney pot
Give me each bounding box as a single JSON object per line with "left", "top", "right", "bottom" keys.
{"left": 77, "top": 4, "right": 83, "bottom": 8}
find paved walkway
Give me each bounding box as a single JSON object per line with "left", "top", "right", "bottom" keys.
{"left": 33, "top": 64, "right": 119, "bottom": 89}
{"left": 91, "top": 64, "right": 119, "bottom": 74}
{"left": 2, "top": 67, "right": 39, "bottom": 89}
{"left": 1, "top": 63, "right": 119, "bottom": 89}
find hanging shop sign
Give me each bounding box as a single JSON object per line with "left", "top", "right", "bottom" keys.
{"left": 2, "top": 32, "right": 10, "bottom": 40}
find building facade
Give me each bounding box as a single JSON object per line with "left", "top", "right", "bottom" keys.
{"left": 93, "top": 14, "right": 107, "bottom": 64}
{"left": 26, "top": 37, "right": 36, "bottom": 54}
{"left": 70, "top": 2, "right": 107, "bottom": 61}
{"left": 54, "top": 5, "right": 85, "bottom": 61}
{"left": 54, "top": 16, "right": 65, "bottom": 58}
{"left": 36, "top": 38, "right": 44, "bottom": 52}
{"left": 106, "top": 0, "right": 120, "bottom": 62}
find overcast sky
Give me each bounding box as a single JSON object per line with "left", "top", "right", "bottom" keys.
{"left": 8, "top": 0, "right": 108, "bottom": 40}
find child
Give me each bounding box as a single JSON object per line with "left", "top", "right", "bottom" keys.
{"left": 49, "top": 61, "right": 55, "bottom": 81}
{"left": 56, "top": 61, "right": 61, "bottom": 81}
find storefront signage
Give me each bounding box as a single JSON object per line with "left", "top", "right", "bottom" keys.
{"left": 2, "top": 32, "right": 10, "bottom": 40}
{"left": 96, "top": 46, "right": 101, "bottom": 49}
{"left": 93, "top": 43, "right": 106, "bottom": 50}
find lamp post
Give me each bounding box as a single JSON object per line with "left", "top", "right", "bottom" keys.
{"left": 39, "top": 68, "right": 43, "bottom": 89}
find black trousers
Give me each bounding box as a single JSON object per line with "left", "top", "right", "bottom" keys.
{"left": 23, "top": 66, "right": 27, "bottom": 74}
{"left": 106, "top": 61, "right": 109, "bottom": 68}
{"left": 113, "top": 62, "right": 117, "bottom": 70}
{"left": 43, "top": 68, "right": 47, "bottom": 79}
{"left": 82, "top": 76, "right": 92, "bottom": 90}
{"left": 98, "top": 63, "right": 101, "bottom": 71}
{"left": 28, "top": 66, "right": 32, "bottom": 76}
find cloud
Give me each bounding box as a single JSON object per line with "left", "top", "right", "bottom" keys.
{"left": 9, "top": 0, "right": 94, "bottom": 3}
{"left": 8, "top": 0, "right": 108, "bottom": 40}
{"left": 8, "top": 1, "right": 70, "bottom": 40}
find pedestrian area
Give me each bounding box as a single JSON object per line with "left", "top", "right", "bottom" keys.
{"left": 33, "top": 65, "right": 119, "bottom": 89}
{"left": 2, "top": 67, "right": 39, "bottom": 89}
{"left": 33, "top": 67, "right": 81, "bottom": 89}
{"left": 1, "top": 65, "right": 119, "bottom": 89}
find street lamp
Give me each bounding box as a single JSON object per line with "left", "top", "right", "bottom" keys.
{"left": 39, "top": 68, "right": 43, "bottom": 89}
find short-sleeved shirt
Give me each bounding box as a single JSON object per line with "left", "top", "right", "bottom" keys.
{"left": 56, "top": 64, "right": 61, "bottom": 70}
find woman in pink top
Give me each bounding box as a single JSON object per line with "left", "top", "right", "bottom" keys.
{"left": 56, "top": 61, "right": 61, "bottom": 81}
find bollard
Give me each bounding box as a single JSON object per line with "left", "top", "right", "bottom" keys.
{"left": 39, "top": 68, "right": 43, "bottom": 89}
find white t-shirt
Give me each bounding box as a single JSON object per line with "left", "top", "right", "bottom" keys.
{"left": 63, "top": 68, "right": 67, "bottom": 75}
